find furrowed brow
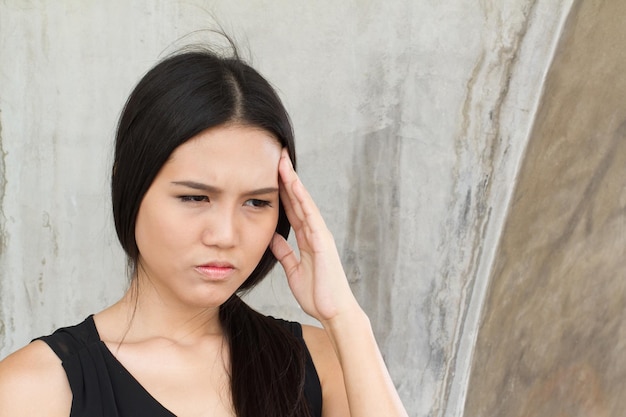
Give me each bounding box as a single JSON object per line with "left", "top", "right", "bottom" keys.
{"left": 171, "top": 181, "right": 221, "bottom": 193}
{"left": 171, "top": 181, "right": 277, "bottom": 197}
{"left": 244, "top": 187, "right": 279, "bottom": 196}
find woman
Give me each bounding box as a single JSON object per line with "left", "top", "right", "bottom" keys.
{"left": 0, "top": 45, "right": 408, "bottom": 417}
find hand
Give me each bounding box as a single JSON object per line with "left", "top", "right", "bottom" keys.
{"left": 270, "top": 149, "right": 360, "bottom": 325}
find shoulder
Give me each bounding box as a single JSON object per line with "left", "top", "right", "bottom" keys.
{"left": 0, "top": 341, "right": 72, "bottom": 417}
{"left": 301, "top": 325, "right": 336, "bottom": 370}
{"left": 302, "top": 325, "right": 350, "bottom": 417}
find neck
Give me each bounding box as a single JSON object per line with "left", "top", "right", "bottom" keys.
{"left": 97, "top": 282, "right": 224, "bottom": 346}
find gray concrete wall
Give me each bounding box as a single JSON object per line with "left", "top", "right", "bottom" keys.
{"left": 0, "top": 2, "right": 575, "bottom": 416}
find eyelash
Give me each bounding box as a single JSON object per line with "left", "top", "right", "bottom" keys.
{"left": 178, "top": 196, "right": 272, "bottom": 208}
{"left": 179, "top": 195, "right": 209, "bottom": 203}
{"left": 244, "top": 199, "right": 272, "bottom": 208}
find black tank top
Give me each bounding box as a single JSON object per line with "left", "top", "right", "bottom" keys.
{"left": 36, "top": 315, "right": 322, "bottom": 416}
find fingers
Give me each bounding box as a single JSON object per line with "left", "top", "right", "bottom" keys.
{"left": 278, "top": 149, "right": 328, "bottom": 234}
{"left": 278, "top": 150, "right": 305, "bottom": 228}
{"left": 270, "top": 232, "right": 299, "bottom": 279}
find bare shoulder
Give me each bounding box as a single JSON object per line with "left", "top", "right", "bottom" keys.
{"left": 301, "top": 325, "right": 337, "bottom": 371}
{"left": 302, "top": 325, "right": 350, "bottom": 417}
{"left": 0, "top": 341, "right": 72, "bottom": 417}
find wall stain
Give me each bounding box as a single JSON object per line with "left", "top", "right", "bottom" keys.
{"left": 341, "top": 43, "right": 408, "bottom": 353}
{"left": 343, "top": 122, "right": 402, "bottom": 349}
{"left": 42, "top": 210, "right": 59, "bottom": 257}
{"left": 0, "top": 110, "right": 6, "bottom": 353}
{"left": 438, "top": 1, "right": 539, "bottom": 414}
{"left": 0, "top": 110, "right": 7, "bottom": 256}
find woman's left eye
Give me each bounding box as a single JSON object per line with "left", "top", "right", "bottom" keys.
{"left": 244, "top": 199, "right": 271, "bottom": 208}
{"left": 180, "top": 195, "right": 209, "bottom": 203}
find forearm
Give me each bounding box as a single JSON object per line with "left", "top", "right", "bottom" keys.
{"left": 322, "top": 308, "right": 408, "bottom": 417}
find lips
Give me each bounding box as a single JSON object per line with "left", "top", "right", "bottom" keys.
{"left": 194, "top": 262, "right": 235, "bottom": 280}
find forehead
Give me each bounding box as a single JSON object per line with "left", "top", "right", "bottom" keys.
{"left": 161, "top": 124, "right": 283, "bottom": 182}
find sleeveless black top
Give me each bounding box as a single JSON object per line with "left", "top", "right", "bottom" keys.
{"left": 36, "top": 316, "right": 322, "bottom": 417}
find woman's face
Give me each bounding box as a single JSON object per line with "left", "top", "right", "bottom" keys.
{"left": 134, "top": 124, "right": 282, "bottom": 309}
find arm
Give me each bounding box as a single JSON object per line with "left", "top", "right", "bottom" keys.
{"left": 271, "top": 150, "right": 408, "bottom": 417}
{"left": 0, "top": 341, "right": 72, "bottom": 417}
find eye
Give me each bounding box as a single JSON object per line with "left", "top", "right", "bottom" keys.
{"left": 244, "top": 199, "right": 272, "bottom": 208}
{"left": 179, "top": 195, "right": 209, "bottom": 203}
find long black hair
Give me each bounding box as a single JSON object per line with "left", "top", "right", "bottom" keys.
{"left": 111, "top": 45, "right": 312, "bottom": 417}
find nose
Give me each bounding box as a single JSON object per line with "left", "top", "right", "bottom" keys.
{"left": 201, "top": 206, "right": 238, "bottom": 248}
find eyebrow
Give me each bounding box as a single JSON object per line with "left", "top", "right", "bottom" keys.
{"left": 171, "top": 181, "right": 278, "bottom": 196}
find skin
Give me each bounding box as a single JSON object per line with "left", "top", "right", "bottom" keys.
{"left": 0, "top": 124, "right": 407, "bottom": 417}
{"left": 274, "top": 152, "right": 408, "bottom": 416}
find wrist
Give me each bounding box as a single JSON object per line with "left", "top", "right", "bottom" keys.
{"left": 320, "top": 304, "right": 371, "bottom": 339}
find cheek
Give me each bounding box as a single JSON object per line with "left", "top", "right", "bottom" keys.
{"left": 135, "top": 202, "right": 186, "bottom": 258}
{"left": 248, "top": 211, "right": 279, "bottom": 252}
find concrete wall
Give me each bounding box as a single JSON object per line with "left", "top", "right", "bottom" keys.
{"left": 0, "top": 1, "right": 586, "bottom": 416}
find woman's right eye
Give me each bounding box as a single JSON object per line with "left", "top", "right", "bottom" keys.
{"left": 179, "top": 195, "right": 209, "bottom": 203}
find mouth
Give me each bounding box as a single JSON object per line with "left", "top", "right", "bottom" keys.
{"left": 194, "top": 262, "right": 235, "bottom": 280}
